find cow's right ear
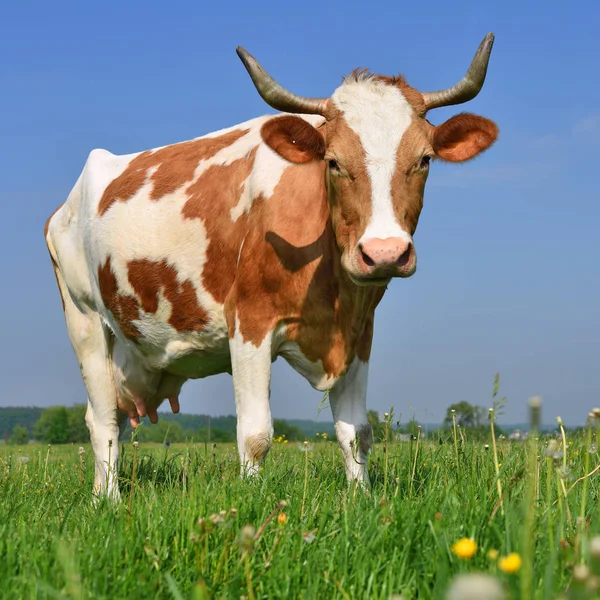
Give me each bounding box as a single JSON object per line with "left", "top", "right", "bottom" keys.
{"left": 261, "top": 116, "right": 325, "bottom": 164}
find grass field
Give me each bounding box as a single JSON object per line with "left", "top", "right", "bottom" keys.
{"left": 2, "top": 414, "right": 600, "bottom": 600}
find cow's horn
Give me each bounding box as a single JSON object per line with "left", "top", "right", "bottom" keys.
{"left": 422, "top": 33, "right": 495, "bottom": 111}
{"left": 236, "top": 47, "right": 329, "bottom": 116}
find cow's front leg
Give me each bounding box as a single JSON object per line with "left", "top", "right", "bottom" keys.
{"left": 329, "top": 358, "right": 372, "bottom": 484}
{"left": 230, "top": 326, "right": 274, "bottom": 477}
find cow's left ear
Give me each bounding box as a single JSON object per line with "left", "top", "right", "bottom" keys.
{"left": 432, "top": 113, "right": 498, "bottom": 163}
{"left": 261, "top": 116, "right": 326, "bottom": 164}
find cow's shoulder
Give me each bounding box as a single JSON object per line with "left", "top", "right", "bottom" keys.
{"left": 91, "top": 118, "right": 275, "bottom": 218}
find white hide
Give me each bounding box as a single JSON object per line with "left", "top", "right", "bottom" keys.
{"left": 328, "top": 357, "right": 371, "bottom": 483}
{"left": 229, "top": 316, "right": 274, "bottom": 475}
{"left": 332, "top": 78, "right": 414, "bottom": 245}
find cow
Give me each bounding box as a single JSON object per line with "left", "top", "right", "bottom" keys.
{"left": 45, "top": 34, "right": 499, "bottom": 500}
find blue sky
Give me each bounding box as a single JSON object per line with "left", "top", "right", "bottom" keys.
{"left": 1, "top": 0, "right": 598, "bottom": 427}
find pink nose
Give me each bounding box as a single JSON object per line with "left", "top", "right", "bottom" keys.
{"left": 359, "top": 237, "right": 413, "bottom": 269}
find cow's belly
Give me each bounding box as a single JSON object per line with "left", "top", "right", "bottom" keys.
{"left": 111, "top": 334, "right": 233, "bottom": 419}
{"left": 129, "top": 326, "right": 233, "bottom": 379}
{"left": 113, "top": 299, "right": 231, "bottom": 374}
{"left": 164, "top": 342, "right": 232, "bottom": 379}
{"left": 277, "top": 339, "right": 342, "bottom": 392}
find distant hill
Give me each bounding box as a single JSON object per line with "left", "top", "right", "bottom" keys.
{"left": 0, "top": 407, "right": 335, "bottom": 441}
{"left": 0, "top": 406, "right": 561, "bottom": 442}
{"left": 285, "top": 419, "right": 335, "bottom": 437}
{"left": 122, "top": 413, "right": 335, "bottom": 436}
{"left": 0, "top": 407, "right": 43, "bottom": 439}
{"left": 120, "top": 412, "right": 336, "bottom": 438}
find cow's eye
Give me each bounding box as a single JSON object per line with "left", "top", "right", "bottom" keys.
{"left": 328, "top": 159, "right": 341, "bottom": 173}
{"left": 420, "top": 155, "right": 431, "bottom": 169}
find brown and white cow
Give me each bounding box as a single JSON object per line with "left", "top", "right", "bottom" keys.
{"left": 45, "top": 34, "right": 498, "bottom": 499}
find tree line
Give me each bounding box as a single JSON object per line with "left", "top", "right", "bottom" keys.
{"left": 2, "top": 400, "right": 515, "bottom": 446}
{"left": 0, "top": 406, "right": 334, "bottom": 445}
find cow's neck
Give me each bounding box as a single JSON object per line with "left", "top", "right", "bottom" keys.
{"left": 272, "top": 171, "right": 386, "bottom": 378}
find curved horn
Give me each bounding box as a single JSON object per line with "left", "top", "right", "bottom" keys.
{"left": 236, "top": 46, "right": 329, "bottom": 116}
{"left": 422, "top": 33, "right": 495, "bottom": 111}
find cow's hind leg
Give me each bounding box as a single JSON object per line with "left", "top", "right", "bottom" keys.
{"left": 229, "top": 324, "right": 274, "bottom": 477}
{"left": 329, "top": 358, "right": 372, "bottom": 484}
{"left": 51, "top": 261, "right": 123, "bottom": 501}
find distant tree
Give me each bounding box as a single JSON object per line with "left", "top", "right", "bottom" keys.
{"left": 33, "top": 407, "right": 70, "bottom": 444}
{"left": 67, "top": 405, "right": 89, "bottom": 443}
{"left": 273, "top": 419, "right": 304, "bottom": 441}
{"left": 189, "top": 427, "right": 235, "bottom": 443}
{"left": 367, "top": 410, "right": 388, "bottom": 442}
{"left": 211, "top": 427, "right": 235, "bottom": 443}
{"left": 134, "top": 420, "right": 185, "bottom": 443}
{"left": 442, "top": 401, "right": 504, "bottom": 442}
{"left": 444, "top": 401, "right": 486, "bottom": 428}
{"left": 399, "top": 417, "right": 421, "bottom": 437}
{"left": 9, "top": 425, "right": 29, "bottom": 445}
{"left": 0, "top": 407, "right": 43, "bottom": 438}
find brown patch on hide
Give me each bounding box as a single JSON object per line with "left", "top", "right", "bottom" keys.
{"left": 182, "top": 147, "right": 258, "bottom": 305}
{"left": 356, "top": 312, "right": 375, "bottom": 362}
{"left": 323, "top": 115, "right": 372, "bottom": 257}
{"left": 389, "top": 120, "right": 434, "bottom": 235}
{"left": 98, "top": 257, "right": 142, "bottom": 340}
{"left": 245, "top": 432, "right": 272, "bottom": 463}
{"left": 127, "top": 259, "right": 209, "bottom": 333}
{"left": 97, "top": 128, "right": 249, "bottom": 215}
{"left": 228, "top": 159, "right": 384, "bottom": 378}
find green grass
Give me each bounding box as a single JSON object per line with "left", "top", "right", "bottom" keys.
{"left": 1, "top": 429, "right": 600, "bottom": 600}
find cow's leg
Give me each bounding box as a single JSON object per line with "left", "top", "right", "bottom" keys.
{"left": 52, "top": 265, "right": 122, "bottom": 501}
{"left": 85, "top": 389, "right": 127, "bottom": 502}
{"left": 229, "top": 325, "right": 274, "bottom": 477}
{"left": 329, "top": 358, "right": 372, "bottom": 484}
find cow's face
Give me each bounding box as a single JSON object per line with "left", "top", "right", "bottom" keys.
{"left": 241, "top": 34, "right": 498, "bottom": 286}
{"left": 260, "top": 76, "right": 497, "bottom": 285}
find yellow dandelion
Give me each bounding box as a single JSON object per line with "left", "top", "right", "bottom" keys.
{"left": 283, "top": 440, "right": 288, "bottom": 444}
{"left": 487, "top": 548, "right": 499, "bottom": 560}
{"left": 277, "top": 512, "right": 287, "bottom": 526}
{"left": 498, "top": 552, "right": 522, "bottom": 574}
{"left": 451, "top": 538, "right": 477, "bottom": 560}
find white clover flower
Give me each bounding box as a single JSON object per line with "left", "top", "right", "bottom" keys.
{"left": 445, "top": 573, "right": 505, "bottom": 600}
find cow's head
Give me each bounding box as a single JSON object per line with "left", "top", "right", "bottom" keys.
{"left": 237, "top": 35, "right": 498, "bottom": 285}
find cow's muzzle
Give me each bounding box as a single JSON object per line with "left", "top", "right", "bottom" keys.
{"left": 349, "top": 237, "right": 417, "bottom": 284}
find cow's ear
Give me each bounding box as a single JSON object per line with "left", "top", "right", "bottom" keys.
{"left": 432, "top": 113, "right": 498, "bottom": 163}
{"left": 261, "top": 116, "right": 325, "bottom": 164}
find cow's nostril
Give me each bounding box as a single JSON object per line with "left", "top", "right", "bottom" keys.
{"left": 397, "top": 244, "right": 412, "bottom": 267}
{"left": 360, "top": 246, "right": 375, "bottom": 267}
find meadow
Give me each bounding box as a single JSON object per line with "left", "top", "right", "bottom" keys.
{"left": 2, "top": 410, "right": 600, "bottom": 600}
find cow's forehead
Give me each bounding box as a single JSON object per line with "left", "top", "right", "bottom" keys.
{"left": 330, "top": 79, "right": 417, "bottom": 161}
